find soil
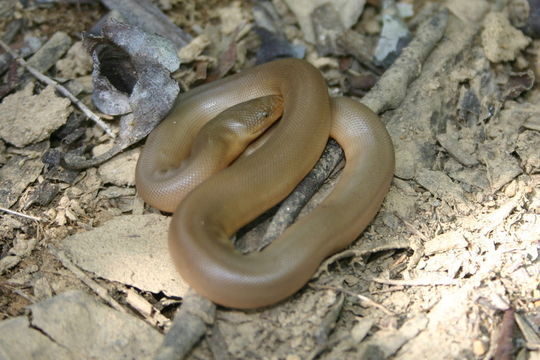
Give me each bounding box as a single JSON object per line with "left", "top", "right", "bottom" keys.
{"left": 0, "top": 1, "right": 538, "bottom": 359}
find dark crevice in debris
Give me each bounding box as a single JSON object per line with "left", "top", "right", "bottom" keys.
{"left": 92, "top": 42, "right": 137, "bottom": 95}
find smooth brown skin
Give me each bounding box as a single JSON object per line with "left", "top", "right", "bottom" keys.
{"left": 136, "top": 59, "right": 394, "bottom": 309}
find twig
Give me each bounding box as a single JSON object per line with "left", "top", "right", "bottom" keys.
{"left": 493, "top": 309, "right": 515, "bottom": 360}
{"left": 261, "top": 139, "right": 343, "bottom": 247}
{"left": 154, "top": 289, "right": 216, "bottom": 360}
{"left": 0, "top": 39, "right": 116, "bottom": 139}
{"left": 311, "top": 284, "right": 394, "bottom": 315}
{"left": 49, "top": 246, "right": 126, "bottom": 314}
{"left": 371, "top": 277, "right": 458, "bottom": 286}
{"left": 362, "top": 9, "right": 449, "bottom": 113}
{"left": 371, "top": 285, "right": 405, "bottom": 294}
{"left": 13, "top": 289, "right": 36, "bottom": 303}
{"left": 124, "top": 288, "right": 172, "bottom": 331}
{"left": 0, "top": 206, "right": 43, "bottom": 222}
{"left": 314, "top": 249, "right": 365, "bottom": 278}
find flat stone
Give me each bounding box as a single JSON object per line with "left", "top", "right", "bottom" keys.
{"left": 0, "top": 316, "right": 72, "bottom": 360}
{"left": 0, "top": 83, "right": 71, "bottom": 148}
{"left": 61, "top": 214, "right": 188, "bottom": 297}
{"left": 98, "top": 148, "right": 140, "bottom": 186}
{"left": 29, "top": 290, "right": 162, "bottom": 360}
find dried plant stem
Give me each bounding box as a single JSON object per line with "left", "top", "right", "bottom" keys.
{"left": 49, "top": 246, "right": 126, "bottom": 313}
{"left": 311, "top": 283, "right": 393, "bottom": 315}
{"left": 0, "top": 206, "right": 42, "bottom": 222}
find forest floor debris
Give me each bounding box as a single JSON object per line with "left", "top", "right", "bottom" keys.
{"left": 0, "top": 1, "right": 538, "bottom": 359}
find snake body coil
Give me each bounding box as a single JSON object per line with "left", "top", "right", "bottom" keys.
{"left": 136, "top": 59, "right": 394, "bottom": 309}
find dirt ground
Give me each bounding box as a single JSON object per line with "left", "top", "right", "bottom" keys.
{"left": 0, "top": 0, "right": 539, "bottom": 359}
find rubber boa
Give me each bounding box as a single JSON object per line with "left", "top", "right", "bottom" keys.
{"left": 135, "top": 59, "right": 394, "bottom": 309}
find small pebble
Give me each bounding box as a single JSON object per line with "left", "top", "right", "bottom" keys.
{"left": 472, "top": 339, "right": 486, "bottom": 356}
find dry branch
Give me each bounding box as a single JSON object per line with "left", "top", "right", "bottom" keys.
{"left": 154, "top": 289, "right": 216, "bottom": 360}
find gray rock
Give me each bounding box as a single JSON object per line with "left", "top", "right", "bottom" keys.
{"left": 28, "top": 290, "right": 162, "bottom": 360}
{"left": 61, "top": 214, "right": 188, "bottom": 297}
{"left": 0, "top": 316, "right": 71, "bottom": 360}
{"left": 0, "top": 83, "right": 71, "bottom": 148}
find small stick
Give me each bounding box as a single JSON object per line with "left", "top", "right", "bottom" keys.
{"left": 493, "top": 309, "right": 515, "bottom": 360}
{"left": 123, "top": 288, "right": 171, "bottom": 330}
{"left": 371, "top": 277, "right": 458, "bottom": 286}
{"left": 49, "top": 246, "right": 126, "bottom": 314}
{"left": 0, "top": 39, "right": 116, "bottom": 139}
{"left": 362, "top": 9, "right": 450, "bottom": 113}
{"left": 0, "top": 206, "right": 42, "bottom": 222}
{"left": 314, "top": 249, "right": 365, "bottom": 278}
{"left": 154, "top": 289, "right": 216, "bottom": 360}
{"left": 261, "top": 139, "right": 343, "bottom": 247}
{"left": 13, "top": 289, "right": 36, "bottom": 303}
{"left": 311, "top": 283, "right": 394, "bottom": 315}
